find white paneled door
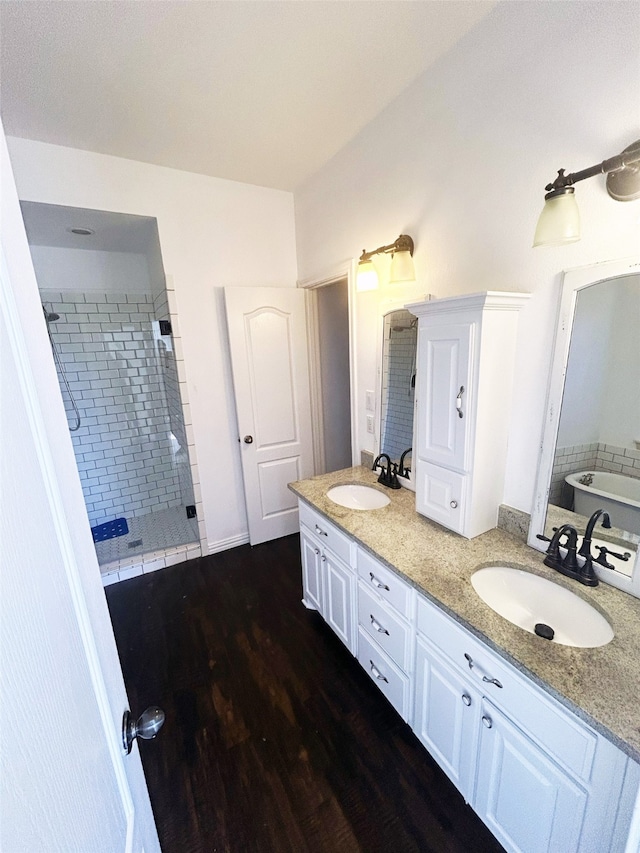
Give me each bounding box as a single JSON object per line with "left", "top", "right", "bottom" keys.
{"left": 1, "top": 126, "right": 159, "bottom": 852}
{"left": 225, "top": 287, "right": 313, "bottom": 544}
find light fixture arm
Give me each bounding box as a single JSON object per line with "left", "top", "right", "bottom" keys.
{"left": 359, "top": 234, "right": 414, "bottom": 264}
{"left": 544, "top": 139, "right": 640, "bottom": 197}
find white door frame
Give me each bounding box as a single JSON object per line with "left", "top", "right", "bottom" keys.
{"left": 298, "top": 259, "right": 359, "bottom": 472}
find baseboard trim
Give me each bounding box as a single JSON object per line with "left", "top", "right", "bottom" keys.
{"left": 207, "top": 533, "right": 250, "bottom": 554}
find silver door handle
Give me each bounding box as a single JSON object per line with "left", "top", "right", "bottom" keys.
{"left": 456, "top": 386, "right": 465, "bottom": 419}
{"left": 122, "top": 706, "right": 165, "bottom": 755}
{"left": 369, "top": 572, "right": 389, "bottom": 591}
{"left": 369, "top": 661, "right": 389, "bottom": 683}
{"left": 464, "top": 653, "right": 503, "bottom": 688}
{"left": 370, "top": 614, "right": 389, "bottom": 635}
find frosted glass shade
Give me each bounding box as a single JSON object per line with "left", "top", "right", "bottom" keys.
{"left": 357, "top": 259, "right": 378, "bottom": 291}
{"left": 389, "top": 249, "right": 416, "bottom": 284}
{"left": 533, "top": 191, "right": 581, "bottom": 247}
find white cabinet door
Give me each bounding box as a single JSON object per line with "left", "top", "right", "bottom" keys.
{"left": 416, "top": 322, "right": 473, "bottom": 472}
{"left": 414, "top": 636, "right": 478, "bottom": 801}
{"left": 415, "top": 461, "right": 466, "bottom": 534}
{"left": 299, "top": 520, "right": 355, "bottom": 653}
{"left": 475, "top": 699, "right": 588, "bottom": 853}
{"left": 300, "top": 525, "right": 323, "bottom": 611}
{"left": 323, "top": 549, "right": 356, "bottom": 652}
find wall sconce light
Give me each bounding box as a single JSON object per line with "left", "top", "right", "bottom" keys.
{"left": 533, "top": 138, "right": 640, "bottom": 247}
{"left": 357, "top": 234, "right": 416, "bottom": 290}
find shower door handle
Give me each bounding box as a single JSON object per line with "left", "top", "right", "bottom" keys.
{"left": 243, "top": 435, "right": 254, "bottom": 444}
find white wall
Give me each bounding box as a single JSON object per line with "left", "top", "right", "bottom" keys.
{"left": 30, "top": 245, "right": 152, "bottom": 294}
{"left": 7, "top": 138, "right": 298, "bottom": 549}
{"left": 294, "top": 1, "right": 640, "bottom": 515}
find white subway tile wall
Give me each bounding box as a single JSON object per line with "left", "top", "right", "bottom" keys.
{"left": 41, "top": 288, "right": 186, "bottom": 526}
{"left": 380, "top": 311, "right": 416, "bottom": 461}
{"left": 550, "top": 442, "right": 640, "bottom": 508}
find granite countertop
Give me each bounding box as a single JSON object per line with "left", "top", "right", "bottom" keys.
{"left": 289, "top": 466, "right": 640, "bottom": 763}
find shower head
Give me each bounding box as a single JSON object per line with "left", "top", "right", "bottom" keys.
{"left": 42, "top": 305, "right": 60, "bottom": 322}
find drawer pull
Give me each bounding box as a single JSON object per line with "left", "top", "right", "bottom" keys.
{"left": 456, "top": 385, "right": 465, "bottom": 419}
{"left": 370, "top": 614, "right": 389, "bottom": 635}
{"left": 315, "top": 524, "right": 328, "bottom": 537}
{"left": 482, "top": 715, "right": 493, "bottom": 729}
{"left": 461, "top": 693, "right": 472, "bottom": 706}
{"left": 369, "top": 660, "right": 389, "bottom": 683}
{"left": 369, "top": 572, "right": 390, "bottom": 591}
{"left": 464, "top": 653, "right": 503, "bottom": 689}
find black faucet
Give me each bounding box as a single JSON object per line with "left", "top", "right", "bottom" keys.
{"left": 398, "top": 447, "right": 412, "bottom": 478}
{"left": 577, "top": 509, "right": 611, "bottom": 584}
{"left": 372, "top": 453, "right": 401, "bottom": 489}
{"left": 542, "top": 521, "right": 603, "bottom": 587}
{"left": 542, "top": 523, "right": 598, "bottom": 585}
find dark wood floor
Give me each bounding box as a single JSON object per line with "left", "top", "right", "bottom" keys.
{"left": 106, "top": 534, "right": 504, "bottom": 853}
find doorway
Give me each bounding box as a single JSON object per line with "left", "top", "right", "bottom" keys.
{"left": 308, "top": 277, "right": 353, "bottom": 474}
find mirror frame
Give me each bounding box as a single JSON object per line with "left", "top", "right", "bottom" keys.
{"left": 528, "top": 256, "right": 640, "bottom": 597}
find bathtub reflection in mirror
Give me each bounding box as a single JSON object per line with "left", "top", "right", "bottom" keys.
{"left": 529, "top": 258, "right": 640, "bottom": 597}
{"left": 378, "top": 308, "right": 417, "bottom": 478}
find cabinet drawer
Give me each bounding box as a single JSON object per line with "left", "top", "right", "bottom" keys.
{"left": 357, "top": 627, "right": 410, "bottom": 722}
{"left": 417, "top": 595, "right": 596, "bottom": 781}
{"left": 357, "top": 548, "right": 412, "bottom": 618}
{"left": 358, "top": 582, "right": 412, "bottom": 671}
{"left": 298, "top": 501, "right": 352, "bottom": 566}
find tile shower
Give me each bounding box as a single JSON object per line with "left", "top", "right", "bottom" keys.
{"left": 40, "top": 281, "right": 206, "bottom": 584}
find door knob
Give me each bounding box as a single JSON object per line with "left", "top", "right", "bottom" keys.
{"left": 243, "top": 435, "right": 253, "bottom": 444}
{"left": 122, "top": 706, "right": 165, "bottom": 754}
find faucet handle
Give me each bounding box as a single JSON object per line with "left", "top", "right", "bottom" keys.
{"left": 595, "top": 545, "right": 631, "bottom": 568}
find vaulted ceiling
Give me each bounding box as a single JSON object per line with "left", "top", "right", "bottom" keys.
{"left": 0, "top": 1, "right": 496, "bottom": 191}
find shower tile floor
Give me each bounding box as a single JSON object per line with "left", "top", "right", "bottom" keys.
{"left": 96, "top": 505, "right": 199, "bottom": 568}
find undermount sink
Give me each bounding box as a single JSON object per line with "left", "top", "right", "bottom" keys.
{"left": 471, "top": 566, "right": 614, "bottom": 648}
{"left": 326, "top": 484, "right": 391, "bottom": 510}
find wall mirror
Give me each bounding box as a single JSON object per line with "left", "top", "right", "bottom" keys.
{"left": 376, "top": 306, "right": 418, "bottom": 486}
{"left": 528, "top": 257, "right": 640, "bottom": 598}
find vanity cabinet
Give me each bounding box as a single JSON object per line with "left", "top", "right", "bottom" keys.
{"left": 299, "top": 502, "right": 356, "bottom": 653}
{"left": 414, "top": 592, "right": 633, "bottom": 853}
{"left": 295, "top": 497, "right": 638, "bottom": 853}
{"left": 407, "top": 292, "right": 529, "bottom": 538}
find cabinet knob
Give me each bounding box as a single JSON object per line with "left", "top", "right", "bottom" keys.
{"left": 482, "top": 715, "right": 493, "bottom": 729}
{"left": 450, "top": 500, "right": 458, "bottom": 509}
{"left": 461, "top": 693, "right": 472, "bottom": 706}
{"left": 243, "top": 435, "right": 253, "bottom": 444}
{"left": 314, "top": 548, "right": 320, "bottom": 555}
{"left": 321, "top": 555, "right": 326, "bottom": 562}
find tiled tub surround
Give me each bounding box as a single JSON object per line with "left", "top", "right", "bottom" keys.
{"left": 289, "top": 465, "right": 640, "bottom": 762}
{"left": 550, "top": 441, "right": 640, "bottom": 507}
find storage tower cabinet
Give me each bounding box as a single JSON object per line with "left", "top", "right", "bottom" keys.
{"left": 407, "top": 292, "right": 529, "bottom": 538}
